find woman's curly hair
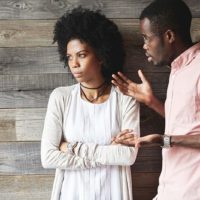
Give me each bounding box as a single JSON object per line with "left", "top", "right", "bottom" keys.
{"left": 53, "top": 7, "right": 125, "bottom": 81}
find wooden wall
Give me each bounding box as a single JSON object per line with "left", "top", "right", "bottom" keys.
{"left": 0, "top": 0, "right": 200, "bottom": 199}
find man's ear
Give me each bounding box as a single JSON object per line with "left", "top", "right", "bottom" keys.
{"left": 164, "top": 29, "right": 175, "bottom": 43}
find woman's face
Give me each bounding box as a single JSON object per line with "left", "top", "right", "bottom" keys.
{"left": 66, "top": 39, "right": 103, "bottom": 84}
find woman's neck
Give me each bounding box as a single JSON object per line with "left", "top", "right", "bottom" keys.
{"left": 80, "top": 81, "right": 111, "bottom": 103}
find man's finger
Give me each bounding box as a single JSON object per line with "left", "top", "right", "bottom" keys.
{"left": 112, "top": 74, "right": 126, "bottom": 85}
{"left": 116, "top": 138, "right": 136, "bottom": 146}
{"left": 116, "top": 129, "right": 133, "bottom": 138}
{"left": 117, "top": 72, "right": 133, "bottom": 84}
{"left": 138, "top": 69, "right": 148, "bottom": 83}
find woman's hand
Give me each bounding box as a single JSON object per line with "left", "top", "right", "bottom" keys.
{"left": 112, "top": 130, "right": 138, "bottom": 146}
{"left": 111, "top": 129, "right": 137, "bottom": 146}
{"left": 112, "top": 70, "right": 154, "bottom": 106}
{"left": 60, "top": 141, "right": 67, "bottom": 152}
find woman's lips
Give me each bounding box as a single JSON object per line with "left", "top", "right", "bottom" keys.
{"left": 73, "top": 72, "right": 82, "bottom": 78}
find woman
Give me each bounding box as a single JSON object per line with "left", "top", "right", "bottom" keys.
{"left": 41, "top": 7, "right": 140, "bottom": 200}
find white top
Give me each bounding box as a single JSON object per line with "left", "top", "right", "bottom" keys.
{"left": 41, "top": 84, "right": 140, "bottom": 200}
{"left": 61, "top": 85, "right": 124, "bottom": 200}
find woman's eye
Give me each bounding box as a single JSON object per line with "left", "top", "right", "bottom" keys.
{"left": 66, "top": 55, "right": 72, "bottom": 61}
{"left": 79, "top": 54, "right": 86, "bottom": 58}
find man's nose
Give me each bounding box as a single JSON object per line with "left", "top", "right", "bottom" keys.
{"left": 143, "top": 43, "right": 148, "bottom": 50}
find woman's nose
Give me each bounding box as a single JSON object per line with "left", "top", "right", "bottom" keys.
{"left": 70, "top": 57, "right": 80, "bottom": 68}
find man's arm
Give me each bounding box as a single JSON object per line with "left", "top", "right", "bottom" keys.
{"left": 171, "top": 135, "right": 200, "bottom": 148}
{"left": 112, "top": 70, "right": 165, "bottom": 117}
{"left": 113, "top": 133, "right": 200, "bottom": 149}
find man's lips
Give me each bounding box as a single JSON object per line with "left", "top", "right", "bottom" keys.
{"left": 145, "top": 53, "right": 153, "bottom": 62}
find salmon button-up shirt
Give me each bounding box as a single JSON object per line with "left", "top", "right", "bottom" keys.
{"left": 155, "top": 42, "right": 200, "bottom": 200}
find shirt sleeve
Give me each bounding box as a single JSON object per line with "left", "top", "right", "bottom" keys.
{"left": 41, "top": 88, "right": 102, "bottom": 170}
{"left": 74, "top": 95, "right": 140, "bottom": 166}
{"left": 41, "top": 88, "right": 140, "bottom": 169}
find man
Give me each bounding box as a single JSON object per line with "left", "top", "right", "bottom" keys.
{"left": 112, "top": 0, "right": 200, "bottom": 199}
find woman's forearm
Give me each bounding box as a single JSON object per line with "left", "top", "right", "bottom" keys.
{"left": 74, "top": 142, "right": 137, "bottom": 166}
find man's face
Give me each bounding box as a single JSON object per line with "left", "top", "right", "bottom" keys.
{"left": 140, "top": 17, "right": 171, "bottom": 66}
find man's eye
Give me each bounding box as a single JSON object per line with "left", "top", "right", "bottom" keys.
{"left": 143, "top": 36, "right": 148, "bottom": 41}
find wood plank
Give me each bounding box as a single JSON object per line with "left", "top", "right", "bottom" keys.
{"left": 140, "top": 105, "right": 165, "bottom": 135}
{"left": 0, "top": 19, "right": 200, "bottom": 47}
{"left": 0, "top": 89, "right": 166, "bottom": 109}
{"left": 0, "top": 72, "right": 168, "bottom": 92}
{"left": 0, "top": 72, "right": 168, "bottom": 109}
{"left": 0, "top": 46, "right": 171, "bottom": 75}
{"left": 0, "top": 108, "right": 46, "bottom": 141}
{"left": 0, "top": 175, "right": 53, "bottom": 200}
{"left": 0, "top": 142, "right": 54, "bottom": 175}
{"left": 133, "top": 147, "right": 162, "bottom": 172}
{"left": 133, "top": 188, "right": 157, "bottom": 200}
{"left": 132, "top": 172, "right": 159, "bottom": 188}
{"left": 0, "top": 47, "right": 67, "bottom": 75}
{"left": 0, "top": 0, "right": 198, "bottom": 19}
{"left": 0, "top": 142, "right": 161, "bottom": 175}
{"left": 132, "top": 172, "right": 160, "bottom": 200}
{"left": 0, "top": 90, "right": 51, "bottom": 109}
{"left": 0, "top": 74, "right": 75, "bottom": 92}
{"left": 0, "top": 108, "right": 45, "bottom": 121}
{"left": 0, "top": 19, "right": 139, "bottom": 47}
{"left": 0, "top": 174, "right": 158, "bottom": 200}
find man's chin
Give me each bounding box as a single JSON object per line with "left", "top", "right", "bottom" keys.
{"left": 153, "top": 60, "right": 168, "bottom": 67}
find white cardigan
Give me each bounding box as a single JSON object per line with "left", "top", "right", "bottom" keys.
{"left": 41, "top": 84, "right": 140, "bottom": 200}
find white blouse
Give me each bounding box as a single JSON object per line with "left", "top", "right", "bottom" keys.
{"left": 41, "top": 84, "right": 140, "bottom": 200}
{"left": 61, "top": 85, "right": 122, "bottom": 200}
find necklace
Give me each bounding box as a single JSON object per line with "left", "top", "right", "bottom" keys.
{"left": 80, "top": 81, "right": 106, "bottom": 90}
{"left": 80, "top": 83, "right": 110, "bottom": 103}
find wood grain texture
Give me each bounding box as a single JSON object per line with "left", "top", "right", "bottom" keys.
{"left": 0, "top": 74, "right": 75, "bottom": 92}
{"left": 0, "top": 72, "right": 168, "bottom": 92}
{"left": 0, "top": 47, "right": 67, "bottom": 75}
{"left": 0, "top": 71, "right": 168, "bottom": 109}
{"left": 0, "top": 19, "right": 200, "bottom": 47}
{"left": 0, "top": 173, "right": 159, "bottom": 200}
{"left": 0, "top": 142, "right": 161, "bottom": 175}
{"left": 0, "top": 108, "right": 46, "bottom": 141}
{"left": 132, "top": 172, "right": 160, "bottom": 200}
{"left": 0, "top": 90, "right": 51, "bottom": 109}
{"left": 0, "top": 46, "right": 171, "bottom": 75}
{"left": 0, "top": 142, "right": 53, "bottom": 175}
{"left": 0, "top": 0, "right": 198, "bottom": 19}
{"left": 0, "top": 175, "right": 53, "bottom": 200}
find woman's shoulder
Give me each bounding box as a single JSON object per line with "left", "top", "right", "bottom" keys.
{"left": 113, "top": 85, "right": 139, "bottom": 110}
{"left": 50, "top": 84, "right": 78, "bottom": 100}
{"left": 113, "top": 85, "right": 136, "bottom": 102}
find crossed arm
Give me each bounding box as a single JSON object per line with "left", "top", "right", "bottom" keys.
{"left": 41, "top": 88, "right": 140, "bottom": 170}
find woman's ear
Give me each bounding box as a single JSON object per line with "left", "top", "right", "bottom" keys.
{"left": 165, "top": 29, "right": 175, "bottom": 43}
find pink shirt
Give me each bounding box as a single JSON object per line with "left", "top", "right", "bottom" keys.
{"left": 155, "top": 43, "right": 200, "bottom": 200}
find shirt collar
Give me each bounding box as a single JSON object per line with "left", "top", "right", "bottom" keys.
{"left": 171, "top": 42, "right": 200, "bottom": 71}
